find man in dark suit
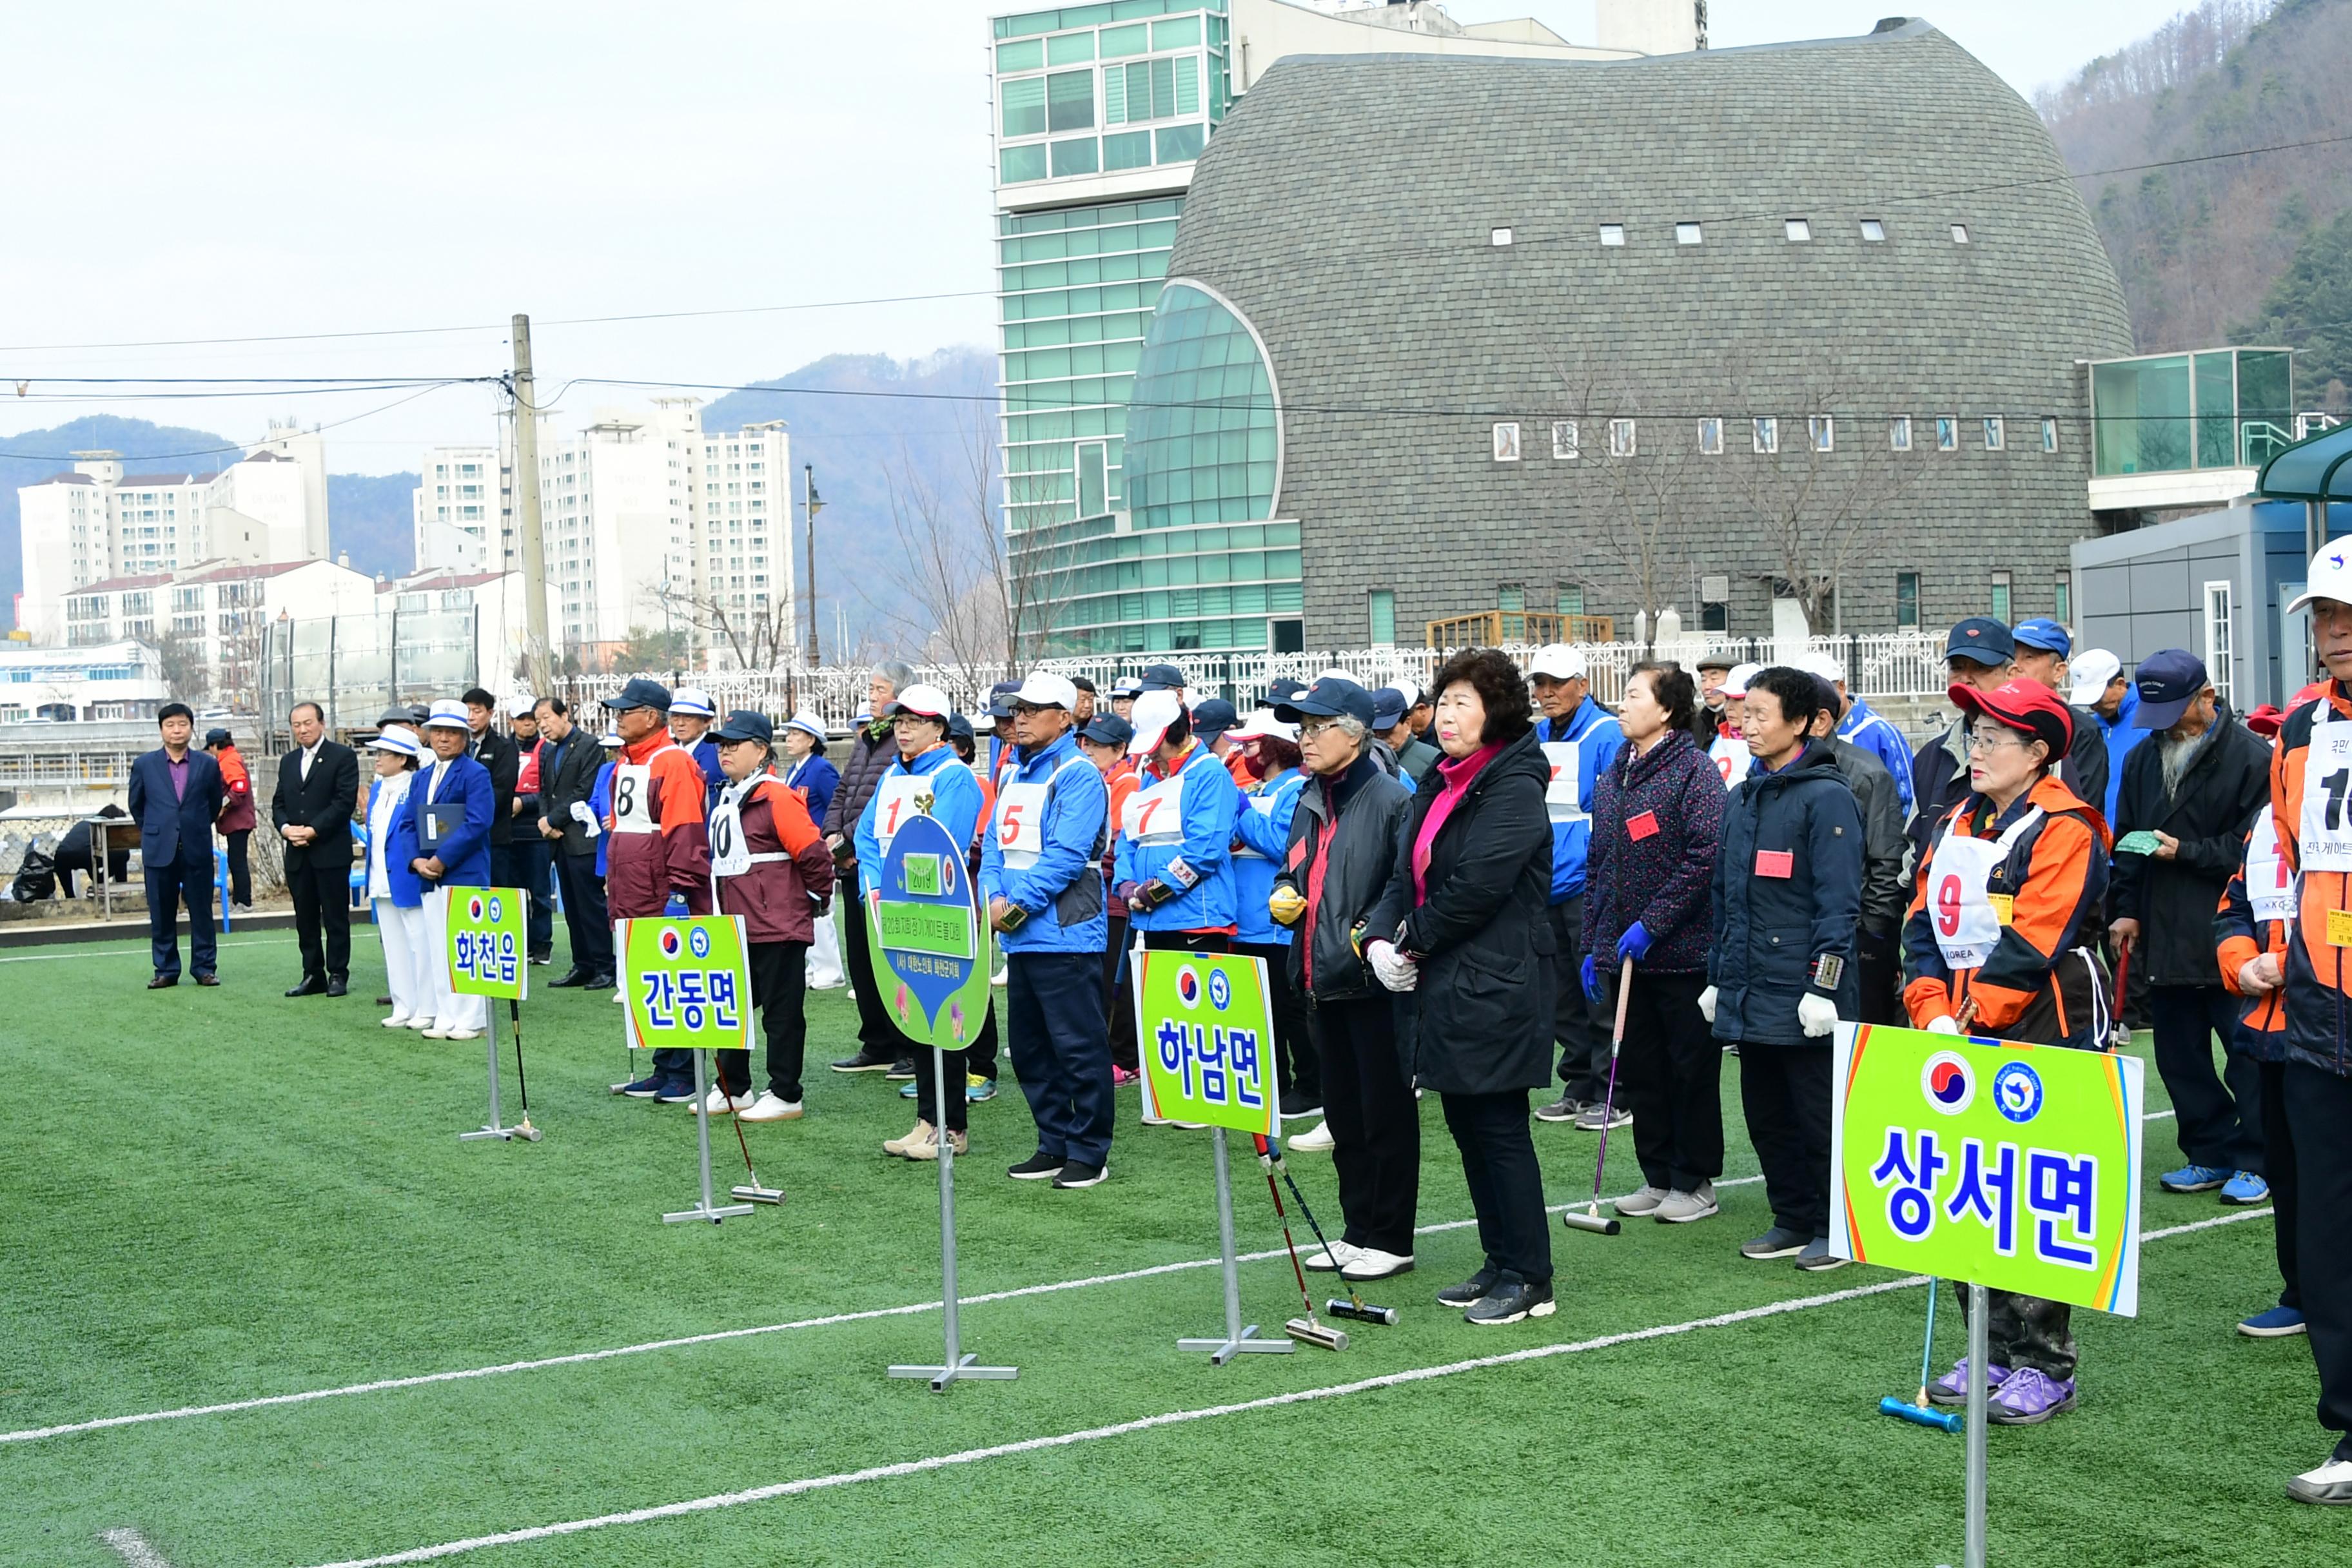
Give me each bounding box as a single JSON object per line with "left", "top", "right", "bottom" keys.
{"left": 272, "top": 699, "right": 361, "bottom": 996}
{"left": 533, "top": 694, "right": 614, "bottom": 986}
{"left": 126, "top": 701, "right": 226, "bottom": 988}
{"left": 462, "top": 683, "right": 520, "bottom": 867}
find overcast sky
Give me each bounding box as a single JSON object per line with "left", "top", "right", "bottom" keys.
{"left": 0, "top": 1, "right": 2196, "bottom": 474}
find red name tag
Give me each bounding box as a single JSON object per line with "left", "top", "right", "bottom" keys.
{"left": 1755, "top": 848, "right": 1794, "bottom": 878}
{"left": 1627, "top": 810, "right": 1660, "bottom": 841}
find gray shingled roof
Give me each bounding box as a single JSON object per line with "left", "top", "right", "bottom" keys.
{"left": 1164, "top": 18, "right": 2134, "bottom": 640}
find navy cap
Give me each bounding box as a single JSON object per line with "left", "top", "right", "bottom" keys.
{"left": 986, "top": 679, "right": 1021, "bottom": 720}
{"left": 712, "top": 709, "right": 772, "bottom": 745}
{"left": 1369, "top": 687, "right": 1409, "bottom": 728}
{"left": 1081, "top": 713, "right": 1135, "bottom": 749}
{"left": 602, "top": 676, "right": 672, "bottom": 712}
{"left": 1264, "top": 678, "right": 1309, "bottom": 709}
{"left": 947, "top": 712, "right": 976, "bottom": 743}
{"left": 2011, "top": 617, "right": 2072, "bottom": 657}
{"left": 1138, "top": 662, "right": 1186, "bottom": 691}
{"left": 1283, "top": 676, "right": 1376, "bottom": 728}
{"left": 1945, "top": 617, "right": 2014, "bottom": 668}
{"left": 203, "top": 727, "right": 233, "bottom": 748}
{"left": 1191, "top": 698, "right": 1239, "bottom": 741}
{"left": 2130, "top": 649, "right": 2211, "bottom": 730}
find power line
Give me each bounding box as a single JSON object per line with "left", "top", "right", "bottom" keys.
{"left": 0, "top": 380, "right": 484, "bottom": 464}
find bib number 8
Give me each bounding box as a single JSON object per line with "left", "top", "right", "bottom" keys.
{"left": 616, "top": 774, "right": 638, "bottom": 819}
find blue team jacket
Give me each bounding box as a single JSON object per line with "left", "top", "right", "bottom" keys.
{"left": 1838, "top": 697, "right": 1917, "bottom": 819}
{"left": 855, "top": 743, "right": 983, "bottom": 876}
{"left": 1231, "top": 768, "right": 1306, "bottom": 946}
{"left": 368, "top": 775, "right": 426, "bottom": 907}
{"left": 1538, "top": 699, "right": 1625, "bottom": 903}
{"left": 405, "top": 753, "right": 495, "bottom": 889}
{"left": 978, "top": 730, "right": 1110, "bottom": 954}
{"left": 1114, "top": 740, "right": 1242, "bottom": 933}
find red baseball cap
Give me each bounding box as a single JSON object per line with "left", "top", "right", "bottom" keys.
{"left": 1949, "top": 678, "right": 2073, "bottom": 756}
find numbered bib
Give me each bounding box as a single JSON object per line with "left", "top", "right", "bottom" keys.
{"left": 2246, "top": 810, "right": 2296, "bottom": 924}
{"left": 1124, "top": 773, "right": 1187, "bottom": 847}
{"left": 874, "top": 772, "right": 931, "bottom": 852}
{"left": 2300, "top": 721, "right": 2352, "bottom": 872}
{"left": 1708, "top": 734, "right": 1746, "bottom": 788}
{"left": 611, "top": 763, "right": 657, "bottom": 836}
{"left": 709, "top": 800, "right": 749, "bottom": 877}
{"left": 995, "top": 781, "right": 1049, "bottom": 868}
{"left": 1540, "top": 740, "right": 1584, "bottom": 823}
{"left": 1928, "top": 809, "right": 2042, "bottom": 970}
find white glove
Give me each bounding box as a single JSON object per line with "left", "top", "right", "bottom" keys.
{"left": 1367, "top": 939, "right": 1418, "bottom": 993}
{"left": 1696, "top": 985, "right": 1718, "bottom": 1024}
{"left": 570, "top": 800, "right": 602, "bottom": 838}
{"left": 1797, "top": 992, "right": 1839, "bottom": 1038}
{"left": 1925, "top": 1015, "right": 1961, "bottom": 1035}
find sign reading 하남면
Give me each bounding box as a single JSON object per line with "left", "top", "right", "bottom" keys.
{"left": 1134, "top": 950, "right": 1275, "bottom": 1137}
{"left": 445, "top": 886, "right": 527, "bottom": 1000}
{"left": 1828, "top": 1022, "right": 2145, "bottom": 1315}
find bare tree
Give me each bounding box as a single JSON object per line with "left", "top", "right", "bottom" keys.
{"left": 155, "top": 631, "right": 211, "bottom": 702}
{"left": 650, "top": 582, "right": 796, "bottom": 672}
{"left": 1732, "top": 395, "right": 1922, "bottom": 633}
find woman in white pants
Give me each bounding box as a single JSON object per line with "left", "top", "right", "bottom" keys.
{"left": 364, "top": 727, "right": 433, "bottom": 1028}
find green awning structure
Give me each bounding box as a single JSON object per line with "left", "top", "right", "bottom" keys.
{"left": 2259, "top": 421, "right": 2352, "bottom": 500}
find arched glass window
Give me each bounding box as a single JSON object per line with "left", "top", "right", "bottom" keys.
{"left": 1122, "top": 282, "right": 1279, "bottom": 531}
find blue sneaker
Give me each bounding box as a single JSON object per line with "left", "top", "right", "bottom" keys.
{"left": 2160, "top": 1162, "right": 2231, "bottom": 1193}
{"left": 2239, "top": 1305, "right": 2308, "bottom": 1338}
{"left": 967, "top": 1075, "right": 997, "bottom": 1103}
{"left": 2220, "top": 1170, "right": 2270, "bottom": 1205}
{"left": 653, "top": 1081, "right": 700, "bottom": 1104}
{"left": 901, "top": 1079, "right": 921, "bottom": 1099}
{"left": 616, "top": 1075, "right": 664, "bottom": 1099}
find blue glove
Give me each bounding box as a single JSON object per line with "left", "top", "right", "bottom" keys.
{"left": 1580, "top": 952, "right": 1603, "bottom": 1003}
{"left": 663, "top": 893, "right": 689, "bottom": 917}
{"left": 1616, "top": 921, "right": 1652, "bottom": 964}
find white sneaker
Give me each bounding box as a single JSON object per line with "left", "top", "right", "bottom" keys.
{"left": 700, "top": 1086, "right": 749, "bottom": 1115}
{"left": 1339, "top": 1247, "right": 1414, "bottom": 1280}
{"left": 1614, "top": 1184, "right": 1669, "bottom": 1217}
{"left": 1289, "top": 1118, "right": 1335, "bottom": 1152}
{"left": 2289, "top": 1456, "right": 2352, "bottom": 1505}
{"left": 405, "top": 1015, "right": 435, "bottom": 1030}
{"left": 381, "top": 1015, "right": 413, "bottom": 1029}
{"left": 422, "top": 1025, "right": 454, "bottom": 1039}
{"left": 738, "top": 1092, "right": 803, "bottom": 1122}
{"left": 1304, "top": 1240, "right": 1358, "bottom": 1271}
{"left": 991, "top": 965, "right": 1008, "bottom": 986}
{"left": 1654, "top": 1182, "right": 1720, "bottom": 1223}
{"left": 442, "top": 1028, "right": 482, "bottom": 1041}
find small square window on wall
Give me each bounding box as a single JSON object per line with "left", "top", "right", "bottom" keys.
{"left": 1753, "top": 416, "right": 1779, "bottom": 455}
{"left": 2041, "top": 416, "right": 2059, "bottom": 452}
{"left": 1785, "top": 219, "right": 1811, "bottom": 242}
{"left": 1558, "top": 584, "right": 1585, "bottom": 615}
{"left": 1810, "top": 416, "right": 1834, "bottom": 453}
{"left": 1698, "top": 417, "right": 1724, "bottom": 455}
{"left": 1491, "top": 226, "right": 1514, "bottom": 247}
{"left": 1551, "top": 420, "right": 1579, "bottom": 460}
{"left": 1609, "top": 418, "right": 1638, "bottom": 457}
{"left": 1492, "top": 422, "right": 1522, "bottom": 463}
{"left": 1861, "top": 219, "right": 1887, "bottom": 242}
{"left": 1676, "top": 222, "right": 1703, "bottom": 246}
{"left": 1983, "top": 416, "right": 2005, "bottom": 451}
{"left": 1896, "top": 571, "right": 1921, "bottom": 629}
{"left": 1890, "top": 415, "right": 1913, "bottom": 451}
{"left": 1367, "top": 589, "right": 1396, "bottom": 647}
{"left": 1936, "top": 416, "right": 1959, "bottom": 451}
{"left": 1951, "top": 223, "right": 1971, "bottom": 244}
{"left": 2055, "top": 575, "right": 2072, "bottom": 624}
{"left": 1991, "top": 569, "right": 2012, "bottom": 624}
{"left": 1599, "top": 224, "right": 1626, "bottom": 247}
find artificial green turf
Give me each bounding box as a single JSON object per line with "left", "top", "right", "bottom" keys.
{"left": 0, "top": 926, "right": 2337, "bottom": 1567}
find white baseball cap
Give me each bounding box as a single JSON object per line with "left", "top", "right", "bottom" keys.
{"left": 598, "top": 730, "right": 623, "bottom": 748}
{"left": 1127, "top": 689, "right": 1186, "bottom": 754}
{"left": 506, "top": 694, "right": 538, "bottom": 719}
{"left": 1228, "top": 708, "right": 1298, "bottom": 742}
{"left": 1012, "top": 672, "right": 1079, "bottom": 710}
{"left": 883, "top": 683, "right": 954, "bottom": 721}
{"left": 1314, "top": 666, "right": 1359, "bottom": 685}
{"left": 2288, "top": 541, "right": 2352, "bottom": 615}
{"left": 1720, "top": 663, "right": 1763, "bottom": 698}
{"left": 671, "top": 688, "right": 716, "bottom": 718}
{"left": 1794, "top": 651, "right": 1845, "bottom": 683}
{"left": 2068, "top": 649, "right": 2122, "bottom": 705}
{"left": 369, "top": 724, "right": 422, "bottom": 757}
{"left": 422, "top": 698, "right": 471, "bottom": 730}
{"left": 782, "top": 709, "right": 828, "bottom": 740}
{"left": 1528, "top": 644, "right": 1586, "bottom": 680}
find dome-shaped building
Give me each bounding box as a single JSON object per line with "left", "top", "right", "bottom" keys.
{"left": 1059, "top": 17, "right": 2133, "bottom": 654}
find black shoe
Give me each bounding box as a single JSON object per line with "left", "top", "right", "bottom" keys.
{"left": 193, "top": 973, "right": 219, "bottom": 987}
{"left": 1280, "top": 1089, "right": 1324, "bottom": 1119}
{"left": 1007, "top": 1152, "right": 1066, "bottom": 1181}
{"left": 375, "top": 994, "right": 395, "bottom": 1006}
{"left": 584, "top": 973, "right": 616, "bottom": 990}
{"left": 885, "top": 1057, "right": 919, "bottom": 1081}
{"left": 284, "top": 976, "right": 327, "bottom": 998}
{"left": 325, "top": 977, "right": 348, "bottom": 998}
{"left": 529, "top": 950, "right": 553, "bottom": 966}
{"left": 549, "top": 968, "right": 593, "bottom": 988}
{"left": 1534, "top": 1095, "right": 1587, "bottom": 1124}
{"left": 1465, "top": 1273, "right": 1556, "bottom": 1326}
{"left": 148, "top": 973, "right": 179, "bottom": 990}
{"left": 1053, "top": 1160, "right": 1109, "bottom": 1189}
{"left": 1436, "top": 1268, "right": 1499, "bottom": 1308}
{"left": 831, "top": 1049, "right": 896, "bottom": 1073}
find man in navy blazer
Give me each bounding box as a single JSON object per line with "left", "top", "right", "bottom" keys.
{"left": 407, "top": 698, "right": 496, "bottom": 1038}
{"left": 126, "top": 701, "right": 227, "bottom": 988}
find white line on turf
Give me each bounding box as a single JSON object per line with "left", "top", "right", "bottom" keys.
{"left": 99, "top": 1527, "right": 174, "bottom": 1567}
{"left": 0, "top": 937, "right": 286, "bottom": 964}
{"left": 295, "top": 1208, "right": 2274, "bottom": 1568}
{"left": 0, "top": 1176, "right": 1760, "bottom": 1447}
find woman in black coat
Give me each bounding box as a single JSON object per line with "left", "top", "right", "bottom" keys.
{"left": 1368, "top": 648, "right": 1560, "bottom": 1325}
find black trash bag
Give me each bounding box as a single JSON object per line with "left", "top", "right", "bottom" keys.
{"left": 10, "top": 847, "right": 57, "bottom": 903}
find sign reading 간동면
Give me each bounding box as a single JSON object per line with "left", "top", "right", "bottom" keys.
{"left": 444, "top": 886, "right": 527, "bottom": 1000}
{"left": 618, "top": 915, "right": 752, "bottom": 1051}
{"left": 1828, "top": 1022, "right": 2145, "bottom": 1315}
{"left": 1133, "top": 951, "right": 1275, "bottom": 1138}
{"left": 865, "top": 811, "right": 991, "bottom": 1052}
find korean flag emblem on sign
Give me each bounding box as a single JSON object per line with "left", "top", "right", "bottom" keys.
{"left": 467, "top": 894, "right": 485, "bottom": 922}
{"left": 1175, "top": 966, "right": 1203, "bottom": 1010}
{"left": 660, "top": 928, "right": 683, "bottom": 959}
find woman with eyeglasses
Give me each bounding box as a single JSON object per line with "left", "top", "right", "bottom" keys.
{"left": 1903, "top": 676, "right": 2113, "bottom": 1427}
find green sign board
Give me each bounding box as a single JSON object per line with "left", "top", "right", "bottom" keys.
{"left": 618, "top": 915, "right": 752, "bottom": 1051}
{"left": 865, "top": 812, "right": 993, "bottom": 1051}
{"left": 445, "top": 886, "right": 527, "bottom": 1001}
{"left": 1134, "top": 950, "right": 1275, "bottom": 1137}
{"left": 1829, "top": 1022, "right": 2145, "bottom": 1315}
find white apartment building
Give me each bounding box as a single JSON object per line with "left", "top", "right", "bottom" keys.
{"left": 16, "top": 446, "right": 323, "bottom": 643}
{"left": 62, "top": 558, "right": 378, "bottom": 711}
{"left": 412, "top": 400, "right": 792, "bottom": 666}
{"left": 0, "top": 638, "right": 168, "bottom": 723}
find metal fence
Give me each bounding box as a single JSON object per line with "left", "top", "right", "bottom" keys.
{"left": 259, "top": 608, "right": 482, "bottom": 740}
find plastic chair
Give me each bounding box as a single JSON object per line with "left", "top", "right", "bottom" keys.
{"left": 349, "top": 821, "right": 371, "bottom": 913}
{"left": 214, "top": 845, "right": 232, "bottom": 932}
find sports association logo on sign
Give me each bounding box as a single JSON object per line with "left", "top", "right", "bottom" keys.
{"left": 1134, "top": 951, "right": 1275, "bottom": 1137}
{"left": 619, "top": 914, "right": 751, "bottom": 1050}
{"left": 1829, "top": 1023, "right": 2144, "bottom": 1315}
{"left": 864, "top": 810, "right": 991, "bottom": 1052}
{"left": 445, "top": 885, "right": 527, "bottom": 999}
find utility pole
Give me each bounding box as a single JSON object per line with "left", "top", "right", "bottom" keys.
{"left": 802, "top": 462, "right": 824, "bottom": 666}
{"left": 511, "top": 314, "right": 553, "bottom": 695}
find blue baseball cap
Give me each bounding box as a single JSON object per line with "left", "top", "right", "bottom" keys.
{"left": 1280, "top": 676, "right": 1375, "bottom": 728}
{"left": 1369, "top": 687, "right": 1409, "bottom": 729}
{"left": 1191, "top": 698, "right": 1239, "bottom": 743}
{"left": 1081, "top": 713, "right": 1134, "bottom": 749}
{"left": 986, "top": 680, "right": 1021, "bottom": 720}
{"left": 2130, "top": 649, "right": 2211, "bottom": 730}
{"left": 1138, "top": 663, "right": 1186, "bottom": 692}
{"left": 1945, "top": 617, "right": 2014, "bottom": 668}
{"left": 602, "top": 676, "right": 672, "bottom": 712}
{"left": 2011, "top": 617, "right": 2072, "bottom": 657}
{"left": 712, "top": 709, "right": 772, "bottom": 745}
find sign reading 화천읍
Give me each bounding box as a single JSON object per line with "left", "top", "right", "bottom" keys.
{"left": 445, "top": 886, "right": 527, "bottom": 1000}
{"left": 1133, "top": 950, "right": 1275, "bottom": 1137}
{"left": 619, "top": 914, "right": 751, "bottom": 1051}
{"left": 865, "top": 810, "right": 992, "bottom": 1052}
{"left": 1829, "top": 1022, "right": 2144, "bottom": 1315}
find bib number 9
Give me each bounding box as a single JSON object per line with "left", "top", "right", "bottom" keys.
{"left": 1936, "top": 873, "right": 1963, "bottom": 937}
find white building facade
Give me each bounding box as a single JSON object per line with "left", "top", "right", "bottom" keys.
{"left": 0, "top": 639, "right": 168, "bottom": 723}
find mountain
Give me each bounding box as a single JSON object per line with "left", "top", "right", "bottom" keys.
{"left": 0, "top": 415, "right": 248, "bottom": 609}
{"left": 327, "top": 472, "right": 420, "bottom": 580}
{"left": 2040, "top": 0, "right": 2352, "bottom": 399}
{"left": 695, "top": 347, "right": 999, "bottom": 659}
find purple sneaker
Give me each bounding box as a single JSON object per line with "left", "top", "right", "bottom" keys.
{"left": 1926, "top": 1358, "right": 2011, "bottom": 1407}
{"left": 1986, "top": 1367, "right": 2077, "bottom": 1425}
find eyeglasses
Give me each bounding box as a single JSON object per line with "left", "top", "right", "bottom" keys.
{"left": 1010, "top": 701, "right": 1055, "bottom": 718}
{"left": 1965, "top": 727, "right": 2027, "bottom": 754}
{"left": 1297, "top": 718, "right": 1343, "bottom": 739}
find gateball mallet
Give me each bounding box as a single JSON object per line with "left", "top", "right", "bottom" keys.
{"left": 1256, "top": 1133, "right": 1398, "bottom": 1328}
{"left": 509, "top": 998, "right": 542, "bottom": 1142}
{"left": 1255, "top": 1144, "right": 1346, "bottom": 1350}
{"left": 716, "top": 1073, "right": 783, "bottom": 1206}
{"left": 1562, "top": 956, "right": 1634, "bottom": 1237}
{"left": 1880, "top": 1275, "right": 1966, "bottom": 1434}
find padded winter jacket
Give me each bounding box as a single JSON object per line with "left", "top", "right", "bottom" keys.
{"left": 2108, "top": 707, "right": 2271, "bottom": 988}
{"left": 1709, "top": 740, "right": 1862, "bottom": 1045}
{"left": 1582, "top": 727, "right": 1724, "bottom": 976}
{"left": 1275, "top": 752, "right": 1411, "bottom": 1004}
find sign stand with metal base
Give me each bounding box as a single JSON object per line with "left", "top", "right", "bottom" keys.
{"left": 458, "top": 1028, "right": 522, "bottom": 1142}
{"left": 890, "top": 1047, "right": 1017, "bottom": 1391}
{"left": 663, "top": 1047, "right": 754, "bottom": 1224}
{"left": 1177, "top": 1126, "right": 1293, "bottom": 1365}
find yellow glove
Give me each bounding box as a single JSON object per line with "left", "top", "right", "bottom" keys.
{"left": 1268, "top": 884, "right": 1307, "bottom": 927}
